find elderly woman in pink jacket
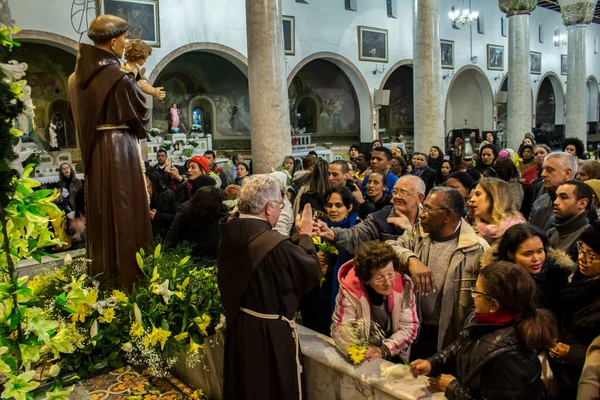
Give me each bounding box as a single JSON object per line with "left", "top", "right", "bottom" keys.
{"left": 331, "top": 241, "right": 419, "bottom": 362}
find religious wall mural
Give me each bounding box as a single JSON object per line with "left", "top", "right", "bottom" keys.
{"left": 288, "top": 59, "right": 359, "bottom": 138}
{"left": 379, "top": 65, "right": 414, "bottom": 135}
{"left": 536, "top": 77, "right": 556, "bottom": 127}
{"left": 152, "top": 52, "right": 250, "bottom": 138}
{"left": 11, "top": 42, "right": 77, "bottom": 150}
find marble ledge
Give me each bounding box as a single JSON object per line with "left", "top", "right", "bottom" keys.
{"left": 298, "top": 325, "right": 446, "bottom": 400}
{"left": 15, "top": 248, "right": 86, "bottom": 278}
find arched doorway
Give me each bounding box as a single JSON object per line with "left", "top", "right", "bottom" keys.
{"left": 378, "top": 63, "right": 414, "bottom": 143}
{"left": 10, "top": 40, "right": 77, "bottom": 150}
{"left": 288, "top": 53, "right": 372, "bottom": 142}
{"left": 534, "top": 73, "right": 565, "bottom": 146}
{"left": 151, "top": 51, "right": 250, "bottom": 141}
{"left": 445, "top": 66, "right": 495, "bottom": 136}
{"left": 288, "top": 59, "right": 361, "bottom": 143}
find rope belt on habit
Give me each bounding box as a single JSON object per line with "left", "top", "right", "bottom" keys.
{"left": 96, "top": 124, "right": 130, "bottom": 131}
{"left": 239, "top": 307, "right": 302, "bottom": 400}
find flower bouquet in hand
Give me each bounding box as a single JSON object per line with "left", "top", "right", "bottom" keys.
{"left": 333, "top": 319, "right": 386, "bottom": 365}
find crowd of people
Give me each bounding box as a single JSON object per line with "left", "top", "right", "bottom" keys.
{"left": 52, "top": 133, "right": 600, "bottom": 399}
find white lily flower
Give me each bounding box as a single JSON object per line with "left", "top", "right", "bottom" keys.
{"left": 152, "top": 279, "right": 174, "bottom": 304}
{"left": 0, "top": 60, "right": 27, "bottom": 83}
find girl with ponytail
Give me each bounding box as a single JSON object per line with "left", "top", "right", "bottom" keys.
{"left": 411, "top": 261, "right": 556, "bottom": 399}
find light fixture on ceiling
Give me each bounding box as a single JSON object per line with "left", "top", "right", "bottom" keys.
{"left": 554, "top": 33, "right": 567, "bottom": 46}
{"left": 448, "top": 6, "right": 479, "bottom": 28}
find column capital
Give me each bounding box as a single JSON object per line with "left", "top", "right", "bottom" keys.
{"left": 498, "top": 0, "right": 536, "bottom": 16}
{"left": 558, "top": 0, "right": 598, "bottom": 26}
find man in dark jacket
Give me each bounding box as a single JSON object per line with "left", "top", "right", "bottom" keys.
{"left": 68, "top": 14, "right": 153, "bottom": 290}
{"left": 316, "top": 175, "right": 425, "bottom": 254}
{"left": 547, "top": 181, "right": 594, "bottom": 262}
{"left": 411, "top": 152, "right": 436, "bottom": 196}
{"left": 530, "top": 152, "right": 577, "bottom": 231}
{"left": 218, "top": 175, "right": 321, "bottom": 400}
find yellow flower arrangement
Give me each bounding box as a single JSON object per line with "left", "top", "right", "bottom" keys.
{"left": 98, "top": 307, "right": 115, "bottom": 324}
{"left": 188, "top": 338, "right": 206, "bottom": 354}
{"left": 144, "top": 327, "right": 171, "bottom": 350}
{"left": 193, "top": 314, "right": 211, "bottom": 336}
{"left": 111, "top": 290, "right": 129, "bottom": 304}
{"left": 346, "top": 344, "right": 367, "bottom": 365}
{"left": 174, "top": 332, "right": 188, "bottom": 342}
{"left": 130, "top": 322, "right": 145, "bottom": 337}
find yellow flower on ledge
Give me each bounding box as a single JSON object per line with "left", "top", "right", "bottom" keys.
{"left": 98, "top": 307, "right": 115, "bottom": 324}
{"left": 188, "top": 338, "right": 206, "bottom": 354}
{"left": 111, "top": 290, "right": 129, "bottom": 304}
{"left": 346, "top": 344, "right": 367, "bottom": 365}
{"left": 193, "top": 314, "right": 211, "bottom": 336}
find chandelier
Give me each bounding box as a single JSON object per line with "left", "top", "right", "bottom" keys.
{"left": 448, "top": 6, "right": 479, "bottom": 27}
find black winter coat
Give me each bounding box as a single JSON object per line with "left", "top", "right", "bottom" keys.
{"left": 357, "top": 192, "right": 392, "bottom": 220}
{"left": 428, "top": 321, "right": 546, "bottom": 400}
{"left": 150, "top": 189, "right": 178, "bottom": 240}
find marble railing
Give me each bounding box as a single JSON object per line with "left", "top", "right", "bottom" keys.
{"left": 173, "top": 324, "right": 445, "bottom": 400}
{"left": 298, "top": 325, "right": 445, "bottom": 400}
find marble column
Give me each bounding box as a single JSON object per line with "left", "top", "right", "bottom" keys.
{"left": 413, "top": 0, "right": 444, "bottom": 153}
{"left": 499, "top": 0, "right": 536, "bottom": 150}
{"left": 245, "top": 0, "right": 292, "bottom": 174}
{"left": 559, "top": 0, "right": 597, "bottom": 145}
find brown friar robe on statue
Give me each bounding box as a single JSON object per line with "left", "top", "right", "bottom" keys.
{"left": 218, "top": 216, "right": 321, "bottom": 400}
{"left": 68, "top": 44, "right": 153, "bottom": 291}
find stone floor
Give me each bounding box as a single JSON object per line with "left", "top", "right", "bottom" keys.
{"left": 47, "top": 366, "right": 200, "bottom": 400}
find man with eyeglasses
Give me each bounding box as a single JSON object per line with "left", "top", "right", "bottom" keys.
{"left": 388, "top": 186, "right": 489, "bottom": 360}
{"left": 314, "top": 175, "right": 425, "bottom": 254}
{"left": 547, "top": 180, "right": 594, "bottom": 262}
{"left": 218, "top": 175, "right": 321, "bottom": 399}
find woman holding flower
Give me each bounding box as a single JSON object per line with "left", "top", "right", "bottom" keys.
{"left": 331, "top": 241, "right": 418, "bottom": 363}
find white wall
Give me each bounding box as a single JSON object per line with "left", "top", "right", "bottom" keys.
{"left": 10, "top": 0, "right": 600, "bottom": 145}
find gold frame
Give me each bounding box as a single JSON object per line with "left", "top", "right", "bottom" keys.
{"left": 358, "top": 26, "right": 388, "bottom": 63}
{"left": 96, "top": 0, "right": 161, "bottom": 47}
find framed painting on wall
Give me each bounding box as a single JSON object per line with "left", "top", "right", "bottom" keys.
{"left": 530, "top": 51, "right": 542, "bottom": 75}
{"left": 283, "top": 15, "right": 295, "bottom": 56}
{"left": 358, "top": 26, "right": 388, "bottom": 63}
{"left": 487, "top": 44, "right": 504, "bottom": 71}
{"left": 99, "top": 0, "right": 160, "bottom": 47}
{"left": 561, "top": 54, "right": 568, "bottom": 75}
{"left": 440, "top": 40, "right": 454, "bottom": 69}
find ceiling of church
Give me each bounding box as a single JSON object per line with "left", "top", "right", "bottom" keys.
{"left": 537, "top": 0, "right": 600, "bottom": 24}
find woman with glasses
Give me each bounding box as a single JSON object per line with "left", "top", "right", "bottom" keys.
{"left": 411, "top": 261, "right": 557, "bottom": 399}
{"left": 549, "top": 220, "right": 600, "bottom": 399}
{"left": 469, "top": 177, "right": 525, "bottom": 244}
{"left": 331, "top": 241, "right": 418, "bottom": 363}
{"left": 490, "top": 224, "right": 574, "bottom": 312}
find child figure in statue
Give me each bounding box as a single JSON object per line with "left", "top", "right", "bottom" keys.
{"left": 170, "top": 103, "right": 180, "bottom": 132}
{"left": 123, "top": 39, "right": 166, "bottom": 100}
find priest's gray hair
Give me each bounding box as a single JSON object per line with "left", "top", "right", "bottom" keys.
{"left": 544, "top": 152, "right": 578, "bottom": 179}
{"left": 238, "top": 175, "right": 282, "bottom": 215}
{"left": 396, "top": 175, "right": 426, "bottom": 195}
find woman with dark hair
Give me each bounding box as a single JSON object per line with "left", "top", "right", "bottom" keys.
{"left": 57, "top": 162, "right": 83, "bottom": 211}
{"left": 145, "top": 168, "right": 178, "bottom": 240}
{"left": 371, "top": 139, "right": 383, "bottom": 152}
{"left": 163, "top": 186, "right": 228, "bottom": 260}
{"left": 550, "top": 220, "right": 600, "bottom": 398}
{"left": 562, "top": 137, "right": 586, "bottom": 161}
{"left": 390, "top": 156, "right": 406, "bottom": 178}
{"left": 235, "top": 162, "right": 250, "bottom": 186}
{"left": 475, "top": 143, "right": 498, "bottom": 175}
{"left": 517, "top": 144, "right": 536, "bottom": 176}
{"left": 331, "top": 241, "right": 418, "bottom": 362}
{"left": 296, "top": 159, "right": 330, "bottom": 218}
{"left": 483, "top": 131, "right": 502, "bottom": 153}
{"left": 355, "top": 171, "right": 392, "bottom": 220}
{"left": 491, "top": 157, "right": 524, "bottom": 210}
{"left": 428, "top": 146, "right": 444, "bottom": 172}
{"left": 484, "top": 224, "right": 573, "bottom": 311}
{"left": 302, "top": 186, "right": 358, "bottom": 335}
{"left": 435, "top": 160, "right": 454, "bottom": 186}
{"left": 411, "top": 261, "right": 557, "bottom": 400}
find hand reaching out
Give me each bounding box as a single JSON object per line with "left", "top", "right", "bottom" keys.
{"left": 314, "top": 220, "right": 335, "bottom": 241}
{"left": 296, "top": 204, "right": 314, "bottom": 236}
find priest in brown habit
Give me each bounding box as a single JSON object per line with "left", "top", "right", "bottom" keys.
{"left": 68, "top": 15, "right": 153, "bottom": 291}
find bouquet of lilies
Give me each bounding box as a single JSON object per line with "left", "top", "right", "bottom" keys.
{"left": 333, "top": 319, "right": 386, "bottom": 365}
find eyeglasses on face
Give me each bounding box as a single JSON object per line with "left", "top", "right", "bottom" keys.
{"left": 577, "top": 241, "right": 599, "bottom": 263}
{"left": 271, "top": 200, "right": 285, "bottom": 209}
{"left": 469, "top": 287, "right": 489, "bottom": 299}
{"left": 421, "top": 206, "right": 449, "bottom": 216}
{"left": 392, "top": 188, "right": 418, "bottom": 197}
{"left": 371, "top": 271, "right": 395, "bottom": 285}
